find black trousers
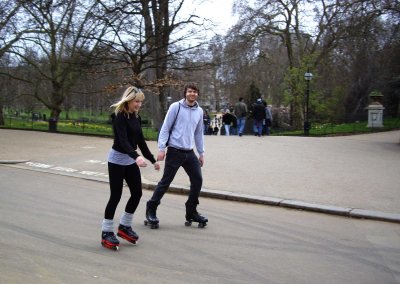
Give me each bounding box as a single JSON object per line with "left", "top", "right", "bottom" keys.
{"left": 148, "top": 147, "right": 203, "bottom": 209}
{"left": 104, "top": 162, "right": 142, "bottom": 220}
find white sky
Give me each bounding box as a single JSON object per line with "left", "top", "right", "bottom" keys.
{"left": 181, "top": 0, "right": 238, "bottom": 35}
{"left": 180, "top": 0, "right": 318, "bottom": 38}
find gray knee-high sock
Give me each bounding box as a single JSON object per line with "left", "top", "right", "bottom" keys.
{"left": 119, "top": 212, "right": 133, "bottom": 227}
{"left": 102, "top": 219, "right": 114, "bottom": 232}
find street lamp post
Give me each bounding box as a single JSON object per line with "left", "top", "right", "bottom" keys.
{"left": 304, "top": 68, "right": 313, "bottom": 136}
{"left": 166, "top": 95, "right": 172, "bottom": 109}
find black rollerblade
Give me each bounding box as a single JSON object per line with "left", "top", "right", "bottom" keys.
{"left": 185, "top": 211, "right": 208, "bottom": 228}
{"left": 144, "top": 201, "right": 159, "bottom": 229}
{"left": 117, "top": 224, "right": 139, "bottom": 244}
{"left": 101, "top": 231, "right": 119, "bottom": 251}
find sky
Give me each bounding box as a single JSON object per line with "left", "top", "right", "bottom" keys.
{"left": 181, "top": 0, "right": 238, "bottom": 35}
{"left": 180, "top": 0, "right": 318, "bottom": 38}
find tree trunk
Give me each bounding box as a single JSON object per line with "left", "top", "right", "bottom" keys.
{"left": 291, "top": 93, "right": 303, "bottom": 129}
{"left": 48, "top": 87, "right": 63, "bottom": 132}
{"left": 0, "top": 100, "right": 4, "bottom": 126}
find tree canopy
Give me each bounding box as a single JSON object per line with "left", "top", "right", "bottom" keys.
{"left": 1, "top": 0, "right": 399, "bottom": 129}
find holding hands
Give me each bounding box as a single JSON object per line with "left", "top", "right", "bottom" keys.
{"left": 135, "top": 156, "right": 147, "bottom": 167}
{"left": 136, "top": 156, "right": 160, "bottom": 171}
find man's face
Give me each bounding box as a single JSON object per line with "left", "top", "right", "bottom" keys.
{"left": 185, "top": 88, "right": 198, "bottom": 104}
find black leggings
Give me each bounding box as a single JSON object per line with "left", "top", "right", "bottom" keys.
{"left": 104, "top": 162, "right": 142, "bottom": 220}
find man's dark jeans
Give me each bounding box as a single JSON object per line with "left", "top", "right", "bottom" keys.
{"left": 148, "top": 147, "right": 203, "bottom": 208}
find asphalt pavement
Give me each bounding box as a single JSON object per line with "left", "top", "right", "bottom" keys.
{"left": 1, "top": 128, "right": 400, "bottom": 283}
{"left": 0, "top": 128, "right": 400, "bottom": 223}
{"left": 1, "top": 165, "right": 400, "bottom": 283}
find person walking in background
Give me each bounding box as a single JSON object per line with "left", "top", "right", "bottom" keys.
{"left": 234, "top": 97, "right": 248, "bottom": 136}
{"left": 211, "top": 115, "right": 221, "bottom": 135}
{"left": 231, "top": 116, "right": 238, "bottom": 135}
{"left": 222, "top": 109, "right": 236, "bottom": 136}
{"left": 145, "top": 83, "right": 208, "bottom": 228}
{"left": 101, "top": 86, "right": 160, "bottom": 251}
{"left": 265, "top": 103, "right": 273, "bottom": 135}
{"left": 203, "top": 110, "right": 211, "bottom": 135}
{"left": 253, "top": 98, "right": 266, "bottom": 137}
{"left": 229, "top": 106, "right": 238, "bottom": 135}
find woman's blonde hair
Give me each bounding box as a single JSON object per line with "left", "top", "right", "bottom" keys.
{"left": 111, "top": 86, "right": 145, "bottom": 116}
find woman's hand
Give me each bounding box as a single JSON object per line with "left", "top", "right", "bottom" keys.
{"left": 136, "top": 156, "right": 147, "bottom": 167}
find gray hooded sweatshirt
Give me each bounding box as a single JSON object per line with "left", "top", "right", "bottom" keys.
{"left": 158, "top": 99, "right": 205, "bottom": 156}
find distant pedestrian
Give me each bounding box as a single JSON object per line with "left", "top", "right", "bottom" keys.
{"left": 207, "top": 124, "right": 213, "bottom": 135}
{"left": 222, "top": 109, "right": 236, "bottom": 136}
{"left": 253, "top": 98, "right": 266, "bottom": 137}
{"left": 265, "top": 103, "right": 273, "bottom": 135}
{"left": 101, "top": 86, "right": 160, "bottom": 251}
{"left": 234, "top": 97, "right": 248, "bottom": 136}
{"left": 213, "top": 125, "right": 219, "bottom": 135}
{"left": 203, "top": 110, "right": 211, "bottom": 135}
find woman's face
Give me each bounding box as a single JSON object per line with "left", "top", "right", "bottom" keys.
{"left": 127, "top": 99, "right": 143, "bottom": 113}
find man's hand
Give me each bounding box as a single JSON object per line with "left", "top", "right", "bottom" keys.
{"left": 199, "top": 155, "right": 205, "bottom": 167}
{"left": 153, "top": 162, "right": 160, "bottom": 171}
{"left": 157, "top": 150, "right": 166, "bottom": 162}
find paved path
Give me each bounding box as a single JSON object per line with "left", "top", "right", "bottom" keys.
{"left": 1, "top": 166, "right": 399, "bottom": 283}
{"left": 1, "top": 129, "right": 399, "bottom": 222}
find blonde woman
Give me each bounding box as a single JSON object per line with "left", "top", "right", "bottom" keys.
{"left": 101, "top": 86, "right": 160, "bottom": 250}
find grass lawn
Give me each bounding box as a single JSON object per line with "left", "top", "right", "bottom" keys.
{"left": 1, "top": 115, "right": 399, "bottom": 139}
{"left": 1, "top": 117, "right": 159, "bottom": 140}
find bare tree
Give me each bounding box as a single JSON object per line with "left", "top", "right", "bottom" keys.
{"left": 0, "top": 0, "right": 31, "bottom": 125}
{"left": 95, "top": 0, "right": 210, "bottom": 127}
{"left": 5, "top": 0, "right": 108, "bottom": 130}
{"left": 231, "top": 0, "right": 399, "bottom": 127}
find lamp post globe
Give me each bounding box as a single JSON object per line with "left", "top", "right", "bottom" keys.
{"left": 166, "top": 95, "right": 172, "bottom": 108}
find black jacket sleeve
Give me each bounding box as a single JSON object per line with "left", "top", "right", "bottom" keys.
{"left": 137, "top": 129, "right": 156, "bottom": 164}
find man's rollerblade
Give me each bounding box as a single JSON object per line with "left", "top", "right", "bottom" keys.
{"left": 144, "top": 201, "right": 159, "bottom": 229}
{"left": 185, "top": 210, "right": 208, "bottom": 228}
{"left": 117, "top": 224, "right": 139, "bottom": 244}
{"left": 101, "top": 231, "right": 119, "bottom": 251}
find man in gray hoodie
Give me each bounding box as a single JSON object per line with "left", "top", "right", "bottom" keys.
{"left": 145, "top": 83, "right": 208, "bottom": 228}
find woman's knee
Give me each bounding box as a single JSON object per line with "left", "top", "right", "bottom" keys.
{"left": 109, "top": 192, "right": 122, "bottom": 205}
{"left": 134, "top": 190, "right": 142, "bottom": 200}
